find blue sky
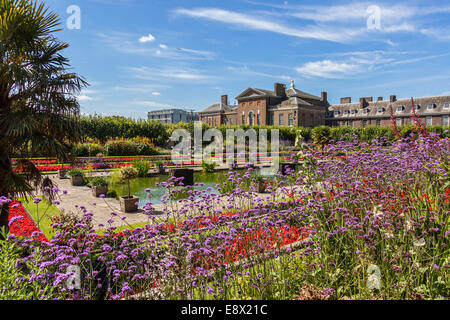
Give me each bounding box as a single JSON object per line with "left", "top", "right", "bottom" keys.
{"left": 45, "top": 0, "right": 450, "bottom": 118}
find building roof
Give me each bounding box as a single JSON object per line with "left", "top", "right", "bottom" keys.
{"left": 235, "top": 87, "right": 280, "bottom": 100}
{"left": 286, "top": 87, "right": 321, "bottom": 100}
{"left": 199, "top": 103, "right": 237, "bottom": 115}
{"left": 329, "top": 95, "right": 450, "bottom": 119}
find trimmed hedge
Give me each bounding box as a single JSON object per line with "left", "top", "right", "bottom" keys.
{"left": 80, "top": 115, "right": 170, "bottom": 147}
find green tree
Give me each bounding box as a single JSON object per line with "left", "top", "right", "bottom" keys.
{"left": 0, "top": 0, "right": 87, "bottom": 232}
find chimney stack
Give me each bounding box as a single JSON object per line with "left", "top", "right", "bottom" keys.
{"left": 274, "top": 83, "right": 286, "bottom": 97}
{"left": 321, "top": 91, "right": 328, "bottom": 103}
{"left": 221, "top": 95, "right": 228, "bottom": 106}
{"left": 378, "top": 96, "right": 383, "bottom": 101}
{"left": 390, "top": 95, "right": 397, "bottom": 102}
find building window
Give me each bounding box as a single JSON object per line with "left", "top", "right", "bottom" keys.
{"left": 248, "top": 111, "right": 255, "bottom": 125}
{"left": 426, "top": 116, "right": 432, "bottom": 126}
{"left": 444, "top": 102, "right": 450, "bottom": 109}
{"left": 288, "top": 114, "right": 294, "bottom": 126}
{"left": 427, "top": 104, "right": 434, "bottom": 110}
{"left": 230, "top": 118, "right": 233, "bottom": 125}
{"left": 377, "top": 108, "right": 385, "bottom": 113}
{"left": 376, "top": 119, "right": 381, "bottom": 126}
{"left": 257, "top": 114, "right": 261, "bottom": 125}
{"left": 397, "top": 106, "right": 404, "bottom": 112}
{"left": 279, "top": 114, "right": 284, "bottom": 125}
{"left": 362, "top": 120, "right": 368, "bottom": 127}
{"left": 396, "top": 118, "right": 402, "bottom": 126}
{"left": 442, "top": 116, "right": 449, "bottom": 126}
{"left": 270, "top": 114, "right": 274, "bottom": 125}
{"left": 242, "top": 115, "right": 245, "bottom": 125}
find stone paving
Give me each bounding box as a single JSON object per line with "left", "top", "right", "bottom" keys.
{"left": 47, "top": 173, "right": 165, "bottom": 229}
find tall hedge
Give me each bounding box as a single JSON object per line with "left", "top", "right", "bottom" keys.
{"left": 80, "top": 115, "right": 170, "bottom": 147}
{"left": 80, "top": 114, "right": 450, "bottom": 147}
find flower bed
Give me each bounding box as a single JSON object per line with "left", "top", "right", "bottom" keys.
{"left": 7, "top": 200, "right": 48, "bottom": 242}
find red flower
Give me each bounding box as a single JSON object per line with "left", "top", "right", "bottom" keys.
{"left": 8, "top": 201, "right": 48, "bottom": 242}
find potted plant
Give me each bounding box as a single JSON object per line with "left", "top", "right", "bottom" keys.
{"left": 155, "top": 160, "right": 165, "bottom": 174}
{"left": 252, "top": 173, "right": 267, "bottom": 193}
{"left": 58, "top": 167, "right": 67, "bottom": 179}
{"left": 90, "top": 176, "right": 109, "bottom": 197}
{"left": 67, "top": 169, "right": 85, "bottom": 186}
{"left": 119, "top": 167, "right": 139, "bottom": 212}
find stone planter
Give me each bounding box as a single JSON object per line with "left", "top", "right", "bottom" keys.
{"left": 120, "top": 196, "right": 139, "bottom": 213}
{"left": 92, "top": 186, "right": 108, "bottom": 198}
{"left": 253, "top": 181, "right": 267, "bottom": 193}
{"left": 70, "top": 175, "right": 84, "bottom": 186}
{"left": 58, "top": 169, "right": 67, "bottom": 179}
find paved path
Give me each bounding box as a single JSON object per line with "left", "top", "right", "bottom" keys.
{"left": 48, "top": 174, "right": 165, "bottom": 230}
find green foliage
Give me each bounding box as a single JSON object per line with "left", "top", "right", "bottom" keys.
{"left": 0, "top": 236, "right": 59, "bottom": 299}
{"left": 132, "top": 159, "right": 151, "bottom": 177}
{"left": 90, "top": 176, "right": 108, "bottom": 187}
{"left": 103, "top": 138, "right": 159, "bottom": 156}
{"left": 312, "top": 126, "right": 331, "bottom": 147}
{"left": 0, "top": 0, "right": 86, "bottom": 228}
{"left": 73, "top": 143, "right": 103, "bottom": 157}
{"left": 80, "top": 115, "right": 170, "bottom": 147}
{"left": 67, "top": 169, "right": 84, "bottom": 177}
{"left": 201, "top": 160, "right": 217, "bottom": 173}
{"left": 119, "top": 167, "right": 138, "bottom": 198}
{"left": 106, "top": 190, "right": 118, "bottom": 199}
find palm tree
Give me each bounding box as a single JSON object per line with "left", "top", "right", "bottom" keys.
{"left": 0, "top": 0, "right": 87, "bottom": 234}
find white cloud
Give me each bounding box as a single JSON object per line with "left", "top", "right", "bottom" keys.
{"left": 175, "top": 8, "right": 364, "bottom": 43}
{"left": 152, "top": 91, "right": 161, "bottom": 96}
{"left": 98, "top": 32, "right": 214, "bottom": 60}
{"left": 77, "top": 95, "right": 95, "bottom": 101}
{"left": 139, "top": 33, "right": 155, "bottom": 43}
{"left": 131, "top": 100, "right": 173, "bottom": 109}
{"left": 128, "top": 66, "right": 216, "bottom": 82}
{"left": 296, "top": 60, "right": 361, "bottom": 78}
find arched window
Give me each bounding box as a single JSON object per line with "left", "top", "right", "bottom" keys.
{"left": 248, "top": 111, "right": 255, "bottom": 125}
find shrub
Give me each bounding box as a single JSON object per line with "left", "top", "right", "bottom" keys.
{"left": 119, "top": 167, "right": 138, "bottom": 198}
{"left": 104, "top": 139, "right": 137, "bottom": 156}
{"left": 202, "top": 160, "right": 217, "bottom": 173}
{"left": 73, "top": 143, "right": 103, "bottom": 157}
{"left": 67, "top": 169, "right": 84, "bottom": 177}
{"left": 312, "top": 126, "right": 331, "bottom": 147}
{"left": 90, "top": 176, "right": 108, "bottom": 187}
{"left": 132, "top": 159, "right": 151, "bottom": 177}
{"left": 106, "top": 190, "right": 117, "bottom": 199}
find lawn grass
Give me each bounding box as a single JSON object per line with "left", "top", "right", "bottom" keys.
{"left": 19, "top": 196, "right": 61, "bottom": 240}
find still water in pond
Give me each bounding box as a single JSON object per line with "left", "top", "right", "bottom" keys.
{"left": 109, "top": 170, "right": 246, "bottom": 206}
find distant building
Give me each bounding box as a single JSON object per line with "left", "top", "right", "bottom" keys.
{"left": 199, "top": 81, "right": 328, "bottom": 127}
{"left": 327, "top": 95, "right": 450, "bottom": 127}
{"left": 148, "top": 109, "right": 199, "bottom": 124}
{"left": 199, "top": 81, "right": 450, "bottom": 128}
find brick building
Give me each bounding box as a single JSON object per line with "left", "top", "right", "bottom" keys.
{"left": 200, "top": 81, "right": 450, "bottom": 128}
{"left": 327, "top": 95, "right": 450, "bottom": 127}
{"left": 199, "top": 81, "right": 329, "bottom": 127}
